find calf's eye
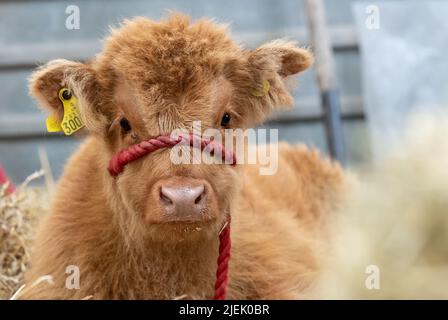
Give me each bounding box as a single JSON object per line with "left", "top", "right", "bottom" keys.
{"left": 221, "top": 113, "right": 231, "bottom": 127}
{"left": 120, "top": 118, "right": 132, "bottom": 133}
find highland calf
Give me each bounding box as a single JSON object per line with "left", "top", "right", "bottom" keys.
{"left": 22, "top": 14, "right": 344, "bottom": 299}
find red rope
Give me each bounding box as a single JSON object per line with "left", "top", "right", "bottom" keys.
{"left": 0, "top": 164, "right": 15, "bottom": 194}
{"left": 108, "top": 133, "right": 235, "bottom": 300}
{"left": 214, "top": 219, "right": 231, "bottom": 300}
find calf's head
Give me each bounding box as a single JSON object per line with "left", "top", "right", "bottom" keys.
{"left": 29, "top": 14, "right": 312, "bottom": 242}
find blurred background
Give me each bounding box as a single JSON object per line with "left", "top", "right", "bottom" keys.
{"left": 1, "top": 0, "right": 447, "bottom": 184}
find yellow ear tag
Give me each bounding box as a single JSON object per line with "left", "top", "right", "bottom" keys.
{"left": 45, "top": 114, "right": 62, "bottom": 132}
{"left": 251, "top": 79, "right": 270, "bottom": 97}
{"left": 46, "top": 88, "right": 85, "bottom": 135}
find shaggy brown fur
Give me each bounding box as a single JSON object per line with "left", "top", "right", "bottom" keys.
{"left": 22, "top": 14, "right": 344, "bottom": 299}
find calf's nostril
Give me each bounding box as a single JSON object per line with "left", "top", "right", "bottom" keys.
{"left": 160, "top": 187, "right": 174, "bottom": 206}
{"left": 191, "top": 185, "right": 205, "bottom": 204}
{"left": 194, "top": 190, "right": 205, "bottom": 205}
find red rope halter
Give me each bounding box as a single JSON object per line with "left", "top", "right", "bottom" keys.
{"left": 108, "top": 133, "right": 234, "bottom": 300}
{"left": 0, "top": 164, "right": 15, "bottom": 194}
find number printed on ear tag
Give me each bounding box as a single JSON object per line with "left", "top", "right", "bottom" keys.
{"left": 58, "top": 88, "right": 85, "bottom": 135}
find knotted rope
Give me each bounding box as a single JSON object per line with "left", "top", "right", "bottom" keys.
{"left": 108, "top": 133, "right": 235, "bottom": 300}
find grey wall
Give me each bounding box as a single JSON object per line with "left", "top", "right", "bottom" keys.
{"left": 0, "top": 0, "right": 371, "bottom": 184}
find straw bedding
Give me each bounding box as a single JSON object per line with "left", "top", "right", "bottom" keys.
{"left": 0, "top": 176, "right": 49, "bottom": 300}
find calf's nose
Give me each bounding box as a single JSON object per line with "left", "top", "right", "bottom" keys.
{"left": 159, "top": 184, "right": 206, "bottom": 221}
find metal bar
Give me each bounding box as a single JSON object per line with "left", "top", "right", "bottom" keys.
{"left": 304, "top": 0, "right": 347, "bottom": 165}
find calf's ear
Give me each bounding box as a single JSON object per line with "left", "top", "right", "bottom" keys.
{"left": 249, "top": 39, "right": 313, "bottom": 106}
{"left": 29, "top": 59, "right": 109, "bottom": 135}
{"left": 227, "top": 40, "right": 313, "bottom": 127}
{"left": 251, "top": 40, "right": 313, "bottom": 77}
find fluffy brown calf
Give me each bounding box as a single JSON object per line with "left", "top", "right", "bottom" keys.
{"left": 22, "top": 14, "right": 344, "bottom": 299}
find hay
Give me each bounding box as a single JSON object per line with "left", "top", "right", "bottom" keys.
{"left": 0, "top": 172, "right": 50, "bottom": 300}
{"left": 316, "top": 112, "right": 448, "bottom": 299}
